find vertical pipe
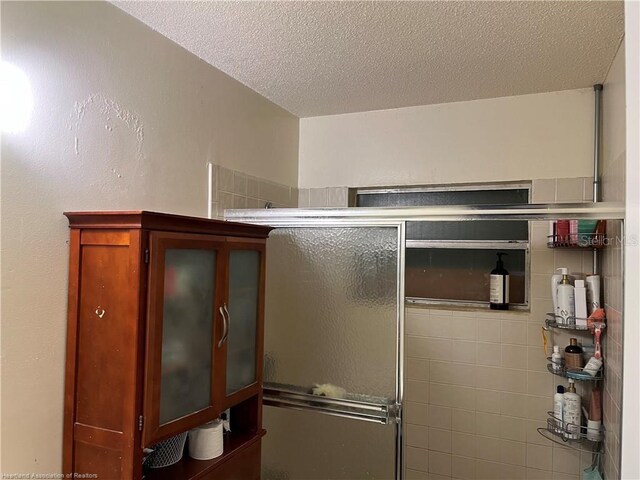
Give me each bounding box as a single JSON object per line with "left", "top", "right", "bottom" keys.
{"left": 593, "top": 84, "right": 603, "bottom": 275}
{"left": 593, "top": 84, "right": 603, "bottom": 203}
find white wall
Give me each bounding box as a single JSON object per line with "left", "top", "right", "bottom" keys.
{"left": 299, "top": 89, "right": 594, "bottom": 188}
{"left": 600, "top": 38, "right": 625, "bottom": 480}
{"left": 622, "top": 2, "right": 640, "bottom": 479}
{"left": 0, "top": 1, "right": 298, "bottom": 473}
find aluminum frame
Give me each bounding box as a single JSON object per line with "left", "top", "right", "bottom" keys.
{"left": 225, "top": 202, "right": 625, "bottom": 225}
{"left": 236, "top": 218, "right": 406, "bottom": 480}
{"left": 225, "top": 204, "right": 625, "bottom": 480}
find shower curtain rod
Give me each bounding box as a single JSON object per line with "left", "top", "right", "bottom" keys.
{"left": 225, "top": 202, "right": 624, "bottom": 226}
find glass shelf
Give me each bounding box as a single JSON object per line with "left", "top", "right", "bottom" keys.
{"left": 545, "top": 314, "right": 606, "bottom": 332}
{"left": 537, "top": 413, "right": 604, "bottom": 453}
{"left": 546, "top": 359, "right": 603, "bottom": 381}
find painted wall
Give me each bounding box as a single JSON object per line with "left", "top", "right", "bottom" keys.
{"left": 600, "top": 39, "right": 625, "bottom": 480}
{"left": 621, "top": 3, "right": 640, "bottom": 478}
{"left": 0, "top": 1, "right": 298, "bottom": 473}
{"left": 299, "top": 89, "right": 594, "bottom": 188}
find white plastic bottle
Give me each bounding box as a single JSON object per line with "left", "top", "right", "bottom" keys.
{"left": 574, "top": 279, "right": 588, "bottom": 326}
{"left": 563, "top": 379, "right": 581, "bottom": 439}
{"left": 551, "top": 273, "right": 562, "bottom": 317}
{"left": 553, "top": 385, "right": 565, "bottom": 433}
{"left": 551, "top": 345, "right": 563, "bottom": 373}
{"left": 586, "top": 275, "right": 601, "bottom": 315}
{"left": 556, "top": 268, "right": 575, "bottom": 325}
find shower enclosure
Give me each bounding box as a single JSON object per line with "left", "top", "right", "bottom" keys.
{"left": 226, "top": 202, "right": 624, "bottom": 480}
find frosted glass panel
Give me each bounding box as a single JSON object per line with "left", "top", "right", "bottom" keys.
{"left": 264, "top": 227, "right": 398, "bottom": 400}
{"left": 226, "top": 249, "right": 260, "bottom": 395}
{"left": 262, "top": 406, "right": 396, "bottom": 480}
{"left": 159, "top": 249, "right": 215, "bottom": 424}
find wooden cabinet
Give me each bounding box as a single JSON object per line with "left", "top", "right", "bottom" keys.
{"left": 63, "top": 211, "right": 272, "bottom": 479}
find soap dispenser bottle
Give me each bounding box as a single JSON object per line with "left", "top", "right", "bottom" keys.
{"left": 563, "top": 379, "right": 581, "bottom": 439}
{"left": 556, "top": 268, "right": 575, "bottom": 324}
{"left": 490, "top": 252, "right": 509, "bottom": 310}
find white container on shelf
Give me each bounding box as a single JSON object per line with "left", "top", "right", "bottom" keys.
{"left": 553, "top": 385, "right": 565, "bottom": 433}
{"left": 586, "top": 275, "right": 601, "bottom": 315}
{"left": 574, "top": 280, "right": 588, "bottom": 326}
{"left": 551, "top": 345, "right": 563, "bottom": 373}
{"left": 556, "top": 268, "right": 575, "bottom": 325}
{"left": 563, "top": 379, "right": 581, "bottom": 440}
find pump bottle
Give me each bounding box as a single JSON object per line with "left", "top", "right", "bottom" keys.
{"left": 556, "top": 268, "right": 575, "bottom": 324}
{"left": 563, "top": 379, "right": 581, "bottom": 440}
{"left": 490, "top": 252, "right": 509, "bottom": 310}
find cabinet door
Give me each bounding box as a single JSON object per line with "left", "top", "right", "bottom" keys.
{"left": 221, "top": 241, "right": 265, "bottom": 407}
{"left": 143, "top": 232, "right": 226, "bottom": 446}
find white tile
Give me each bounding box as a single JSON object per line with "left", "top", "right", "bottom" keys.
{"left": 309, "top": 187, "right": 328, "bottom": 207}
{"left": 233, "top": 171, "right": 247, "bottom": 195}
{"left": 406, "top": 423, "right": 429, "bottom": 449}
{"left": 407, "top": 446, "right": 429, "bottom": 472}
{"left": 429, "top": 451, "right": 452, "bottom": 477}
{"left": 428, "top": 405, "right": 452, "bottom": 429}
{"left": 428, "top": 428, "right": 452, "bottom": 454}
{"left": 475, "top": 412, "right": 501, "bottom": 438}
{"left": 532, "top": 179, "right": 556, "bottom": 203}
{"left": 327, "top": 187, "right": 348, "bottom": 207}
{"left": 406, "top": 380, "right": 430, "bottom": 403}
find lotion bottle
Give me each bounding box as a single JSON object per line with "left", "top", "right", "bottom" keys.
{"left": 563, "top": 379, "right": 581, "bottom": 439}
{"left": 564, "top": 338, "right": 585, "bottom": 369}
{"left": 586, "top": 275, "right": 601, "bottom": 315}
{"left": 551, "top": 345, "right": 563, "bottom": 373}
{"left": 551, "top": 273, "right": 562, "bottom": 318}
{"left": 490, "top": 252, "right": 509, "bottom": 310}
{"left": 574, "top": 280, "right": 588, "bottom": 326}
{"left": 553, "top": 385, "right": 565, "bottom": 433}
{"left": 556, "top": 268, "right": 575, "bottom": 324}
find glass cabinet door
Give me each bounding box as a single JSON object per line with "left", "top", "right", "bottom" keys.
{"left": 224, "top": 246, "right": 263, "bottom": 400}
{"left": 159, "top": 248, "right": 216, "bottom": 423}
{"left": 144, "top": 233, "right": 225, "bottom": 446}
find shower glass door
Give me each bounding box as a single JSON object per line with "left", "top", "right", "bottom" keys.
{"left": 259, "top": 224, "right": 404, "bottom": 480}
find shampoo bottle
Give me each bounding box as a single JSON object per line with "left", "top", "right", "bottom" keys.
{"left": 586, "top": 275, "right": 601, "bottom": 315}
{"left": 556, "top": 268, "right": 575, "bottom": 324}
{"left": 563, "top": 379, "right": 581, "bottom": 439}
{"left": 490, "top": 252, "right": 509, "bottom": 310}
{"left": 551, "top": 273, "right": 562, "bottom": 318}
{"left": 551, "top": 345, "right": 563, "bottom": 373}
{"left": 554, "top": 385, "right": 565, "bottom": 433}
{"left": 564, "top": 338, "right": 585, "bottom": 369}
{"left": 574, "top": 280, "right": 588, "bottom": 326}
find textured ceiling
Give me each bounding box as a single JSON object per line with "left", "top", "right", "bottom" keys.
{"left": 113, "top": 1, "right": 624, "bottom": 117}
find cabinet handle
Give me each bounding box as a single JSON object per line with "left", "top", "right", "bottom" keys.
{"left": 222, "top": 304, "right": 231, "bottom": 344}
{"left": 218, "top": 304, "right": 229, "bottom": 348}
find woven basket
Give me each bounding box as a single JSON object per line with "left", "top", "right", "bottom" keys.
{"left": 145, "top": 432, "right": 188, "bottom": 468}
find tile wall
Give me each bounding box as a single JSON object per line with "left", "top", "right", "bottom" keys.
{"left": 294, "top": 177, "right": 622, "bottom": 478}
{"left": 209, "top": 164, "right": 298, "bottom": 218}
{"left": 297, "top": 177, "right": 616, "bottom": 479}
{"left": 298, "top": 186, "right": 350, "bottom": 207}
{"left": 400, "top": 177, "right": 619, "bottom": 479}
{"left": 601, "top": 139, "right": 626, "bottom": 480}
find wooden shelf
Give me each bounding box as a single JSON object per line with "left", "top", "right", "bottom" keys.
{"left": 144, "top": 430, "right": 265, "bottom": 480}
